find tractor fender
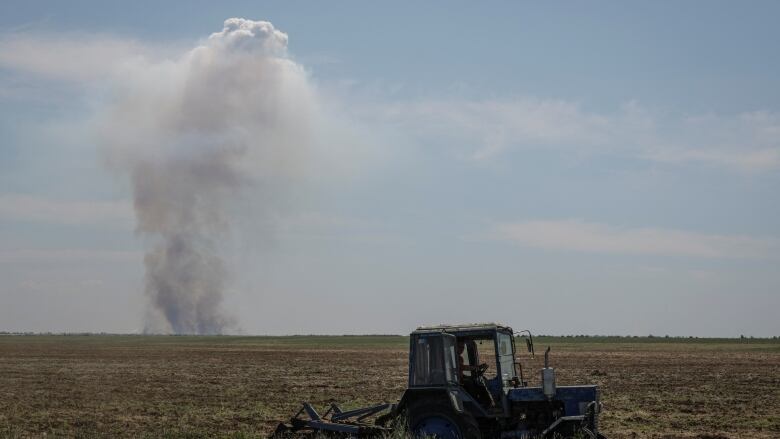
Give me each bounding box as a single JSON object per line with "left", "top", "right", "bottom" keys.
{"left": 396, "top": 388, "right": 489, "bottom": 419}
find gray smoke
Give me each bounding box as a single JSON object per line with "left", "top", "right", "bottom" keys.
{"left": 102, "top": 19, "right": 319, "bottom": 334}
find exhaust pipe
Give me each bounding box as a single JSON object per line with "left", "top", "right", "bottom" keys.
{"left": 541, "top": 346, "right": 556, "bottom": 399}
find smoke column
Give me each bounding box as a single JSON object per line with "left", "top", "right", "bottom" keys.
{"left": 102, "top": 19, "right": 318, "bottom": 334}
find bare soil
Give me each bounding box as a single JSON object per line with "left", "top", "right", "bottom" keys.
{"left": 0, "top": 335, "right": 777, "bottom": 438}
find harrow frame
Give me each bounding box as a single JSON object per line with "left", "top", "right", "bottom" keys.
{"left": 272, "top": 401, "right": 396, "bottom": 437}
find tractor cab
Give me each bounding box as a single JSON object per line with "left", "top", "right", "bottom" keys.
{"left": 408, "top": 323, "right": 524, "bottom": 414}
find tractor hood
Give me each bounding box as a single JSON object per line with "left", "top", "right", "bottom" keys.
{"left": 509, "top": 385, "right": 600, "bottom": 417}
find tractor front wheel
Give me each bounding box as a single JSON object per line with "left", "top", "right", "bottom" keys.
{"left": 407, "top": 397, "right": 480, "bottom": 439}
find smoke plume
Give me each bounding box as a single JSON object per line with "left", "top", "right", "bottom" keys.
{"left": 102, "top": 19, "right": 318, "bottom": 334}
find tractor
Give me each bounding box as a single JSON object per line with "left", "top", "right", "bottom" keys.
{"left": 273, "top": 323, "right": 605, "bottom": 438}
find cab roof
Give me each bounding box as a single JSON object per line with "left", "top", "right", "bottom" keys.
{"left": 411, "top": 322, "right": 514, "bottom": 335}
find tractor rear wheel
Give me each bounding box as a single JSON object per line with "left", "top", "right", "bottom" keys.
{"left": 407, "top": 397, "right": 481, "bottom": 439}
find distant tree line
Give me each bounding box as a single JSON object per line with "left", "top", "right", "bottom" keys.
{"left": 529, "top": 334, "right": 779, "bottom": 340}
{"left": 0, "top": 331, "right": 778, "bottom": 340}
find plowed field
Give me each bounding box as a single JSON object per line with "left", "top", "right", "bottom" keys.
{"left": 0, "top": 335, "right": 777, "bottom": 438}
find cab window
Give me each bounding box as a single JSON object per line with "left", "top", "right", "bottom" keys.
{"left": 497, "top": 332, "right": 516, "bottom": 386}
{"left": 410, "top": 335, "right": 458, "bottom": 386}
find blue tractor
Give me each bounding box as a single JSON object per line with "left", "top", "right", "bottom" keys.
{"left": 273, "top": 323, "right": 605, "bottom": 438}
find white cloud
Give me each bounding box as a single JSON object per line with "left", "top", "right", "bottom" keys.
{"left": 495, "top": 219, "right": 775, "bottom": 258}
{"left": 374, "top": 98, "right": 627, "bottom": 160}
{"left": 643, "top": 110, "right": 780, "bottom": 171}
{"left": 0, "top": 34, "right": 168, "bottom": 82}
{"left": 645, "top": 147, "right": 780, "bottom": 172}
{"left": 362, "top": 97, "right": 780, "bottom": 171}
{"left": 3, "top": 29, "right": 778, "bottom": 173}
{"left": 206, "top": 18, "right": 288, "bottom": 55}
{"left": 0, "top": 194, "right": 133, "bottom": 227}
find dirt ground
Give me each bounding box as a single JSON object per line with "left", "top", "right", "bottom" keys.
{"left": 0, "top": 335, "right": 777, "bottom": 438}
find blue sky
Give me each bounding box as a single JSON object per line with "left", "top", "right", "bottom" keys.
{"left": 0, "top": 1, "right": 778, "bottom": 336}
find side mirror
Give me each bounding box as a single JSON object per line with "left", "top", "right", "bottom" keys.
{"left": 515, "top": 330, "right": 535, "bottom": 358}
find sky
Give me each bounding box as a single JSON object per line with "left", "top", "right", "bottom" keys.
{"left": 0, "top": 1, "right": 778, "bottom": 336}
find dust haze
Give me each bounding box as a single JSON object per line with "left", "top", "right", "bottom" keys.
{"left": 101, "top": 19, "right": 321, "bottom": 334}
